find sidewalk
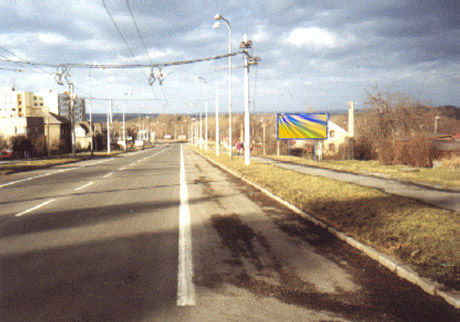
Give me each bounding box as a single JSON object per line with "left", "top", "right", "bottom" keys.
{"left": 252, "top": 156, "right": 460, "bottom": 212}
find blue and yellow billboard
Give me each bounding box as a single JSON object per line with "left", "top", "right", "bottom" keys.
{"left": 277, "top": 113, "right": 328, "bottom": 140}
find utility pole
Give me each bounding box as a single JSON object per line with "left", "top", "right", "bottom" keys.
{"left": 88, "top": 70, "right": 94, "bottom": 156}
{"left": 123, "top": 105, "right": 126, "bottom": 150}
{"left": 215, "top": 81, "right": 220, "bottom": 156}
{"left": 240, "top": 34, "right": 260, "bottom": 165}
{"left": 69, "top": 83, "right": 76, "bottom": 158}
{"left": 107, "top": 99, "right": 111, "bottom": 154}
{"left": 200, "top": 111, "right": 202, "bottom": 147}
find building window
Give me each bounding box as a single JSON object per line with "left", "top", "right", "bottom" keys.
{"left": 329, "top": 143, "right": 335, "bottom": 152}
{"left": 329, "top": 130, "right": 335, "bottom": 138}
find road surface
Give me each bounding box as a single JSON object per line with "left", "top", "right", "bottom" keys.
{"left": 0, "top": 145, "right": 458, "bottom": 321}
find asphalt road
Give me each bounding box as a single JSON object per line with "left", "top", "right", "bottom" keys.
{"left": 0, "top": 144, "right": 458, "bottom": 321}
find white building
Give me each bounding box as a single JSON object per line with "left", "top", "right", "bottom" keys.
{"left": 0, "top": 88, "right": 45, "bottom": 118}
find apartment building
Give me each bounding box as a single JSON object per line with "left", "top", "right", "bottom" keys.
{"left": 0, "top": 117, "right": 44, "bottom": 141}
{"left": 0, "top": 88, "right": 45, "bottom": 118}
{"left": 40, "top": 89, "right": 86, "bottom": 122}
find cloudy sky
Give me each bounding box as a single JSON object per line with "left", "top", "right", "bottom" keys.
{"left": 0, "top": 0, "right": 459, "bottom": 115}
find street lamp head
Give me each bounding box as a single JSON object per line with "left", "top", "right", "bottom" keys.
{"left": 214, "top": 14, "right": 221, "bottom": 20}
{"left": 213, "top": 21, "right": 220, "bottom": 29}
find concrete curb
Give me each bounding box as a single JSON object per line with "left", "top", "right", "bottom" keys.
{"left": 193, "top": 149, "right": 460, "bottom": 310}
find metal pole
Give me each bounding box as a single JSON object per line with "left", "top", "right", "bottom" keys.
{"left": 243, "top": 34, "right": 250, "bottom": 165}
{"left": 199, "top": 111, "right": 202, "bottom": 147}
{"left": 70, "top": 84, "right": 76, "bottom": 157}
{"left": 89, "top": 70, "right": 93, "bottom": 156}
{"left": 123, "top": 105, "right": 126, "bottom": 150}
{"left": 107, "top": 99, "right": 111, "bottom": 154}
{"left": 228, "top": 24, "right": 232, "bottom": 158}
{"left": 215, "top": 81, "right": 220, "bottom": 156}
{"left": 205, "top": 87, "right": 208, "bottom": 151}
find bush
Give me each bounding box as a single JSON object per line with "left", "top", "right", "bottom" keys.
{"left": 441, "top": 155, "right": 460, "bottom": 169}
{"left": 353, "top": 136, "right": 376, "bottom": 160}
{"left": 32, "top": 136, "right": 48, "bottom": 157}
{"left": 376, "top": 140, "right": 395, "bottom": 165}
{"left": 393, "top": 135, "right": 437, "bottom": 167}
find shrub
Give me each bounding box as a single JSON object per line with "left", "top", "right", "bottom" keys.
{"left": 353, "top": 136, "right": 376, "bottom": 160}
{"left": 441, "top": 155, "right": 460, "bottom": 169}
{"left": 393, "top": 135, "right": 437, "bottom": 167}
{"left": 31, "top": 136, "right": 48, "bottom": 157}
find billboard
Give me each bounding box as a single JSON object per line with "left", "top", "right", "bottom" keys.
{"left": 277, "top": 113, "right": 328, "bottom": 140}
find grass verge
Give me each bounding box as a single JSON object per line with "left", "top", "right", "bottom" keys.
{"left": 0, "top": 150, "right": 126, "bottom": 175}
{"left": 265, "top": 155, "right": 460, "bottom": 190}
{"left": 197, "top": 148, "right": 459, "bottom": 291}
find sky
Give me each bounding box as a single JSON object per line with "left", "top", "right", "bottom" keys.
{"left": 0, "top": 0, "right": 459, "bottom": 115}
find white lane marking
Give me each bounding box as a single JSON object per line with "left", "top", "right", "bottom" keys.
{"left": 75, "top": 181, "right": 94, "bottom": 191}
{"left": 103, "top": 172, "right": 114, "bottom": 178}
{"left": 15, "top": 199, "right": 56, "bottom": 217}
{"left": 119, "top": 167, "right": 126, "bottom": 171}
{"left": 177, "top": 144, "right": 196, "bottom": 306}
{"left": 0, "top": 158, "right": 113, "bottom": 189}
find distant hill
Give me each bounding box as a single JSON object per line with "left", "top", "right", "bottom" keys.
{"left": 87, "top": 113, "right": 159, "bottom": 123}
{"left": 434, "top": 105, "right": 460, "bottom": 120}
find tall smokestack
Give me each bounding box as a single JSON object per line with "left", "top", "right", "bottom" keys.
{"left": 348, "top": 101, "right": 354, "bottom": 160}
{"left": 348, "top": 101, "right": 354, "bottom": 138}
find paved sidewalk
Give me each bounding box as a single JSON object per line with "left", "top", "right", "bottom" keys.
{"left": 252, "top": 156, "right": 460, "bottom": 212}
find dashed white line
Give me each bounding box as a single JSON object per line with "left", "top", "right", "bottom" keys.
{"left": 15, "top": 199, "right": 56, "bottom": 217}
{"left": 103, "top": 172, "right": 114, "bottom": 178}
{"left": 177, "top": 144, "right": 196, "bottom": 306}
{"left": 75, "top": 181, "right": 94, "bottom": 191}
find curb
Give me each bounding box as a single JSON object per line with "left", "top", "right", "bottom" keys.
{"left": 193, "top": 149, "right": 460, "bottom": 310}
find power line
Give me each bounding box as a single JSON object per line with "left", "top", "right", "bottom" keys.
{"left": 102, "top": 0, "right": 149, "bottom": 80}
{"left": 125, "top": 0, "right": 153, "bottom": 65}
{"left": 0, "top": 46, "right": 51, "bottom": 75}
{"left": 0, "top": 52, "right": 240, "bottom": 69}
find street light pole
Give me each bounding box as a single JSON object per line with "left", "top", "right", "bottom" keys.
{"left": 214, "top": 14, "right": 232, "bottom": 157}
{"left": 107, "top": 99, "right": 111, "bottom": 154}
{"left": 215, "top": 81, "right": 220, "bottom": 156}
{"left": 88, "top": 70, "right": 93, "bottom": 156}
{"left": 69, "top": 83, "right": 76, "bottom": 158}
{"left": 243, "top": 34, "right": 250, "bottom": 165}
{"left": 195, "top": 76, "right": 208, "bottom": 150}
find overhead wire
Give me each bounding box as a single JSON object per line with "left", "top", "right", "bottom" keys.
{"left": 102, "top": 0, "right": 149, "bottom": 80}
{"left": 125, "top": 0, "right": 165, "bottom": 106}
{"left": 0, "top": 52, "right": 239, "bottom": 69}
{"left": 0, "top": 46, "right": 52, "bottom": 75}
{"left": 125, "top": 0, "right": 153, "bottom": 66}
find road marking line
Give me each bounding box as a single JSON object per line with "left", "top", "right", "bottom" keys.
{"left": 119, "top": 167, "right": 126, "bottom": 171}
{"left": 103, "top": 172, "right": 114, "bottom": 178}
{"left": 15, "top": 199, "right": 56, "bottom": 217}
{"left": 75, "top": 181, "right": 94, "bottom": 191}
{"left": 177, "top": 144, "right": 196, "bottom": 306}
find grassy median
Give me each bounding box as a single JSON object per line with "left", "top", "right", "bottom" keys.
{"left": 266, "top": 155, "right": 460, "bottom": 190}
{"left": 197, "top": 148, "right": 459, "bottom": 290}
